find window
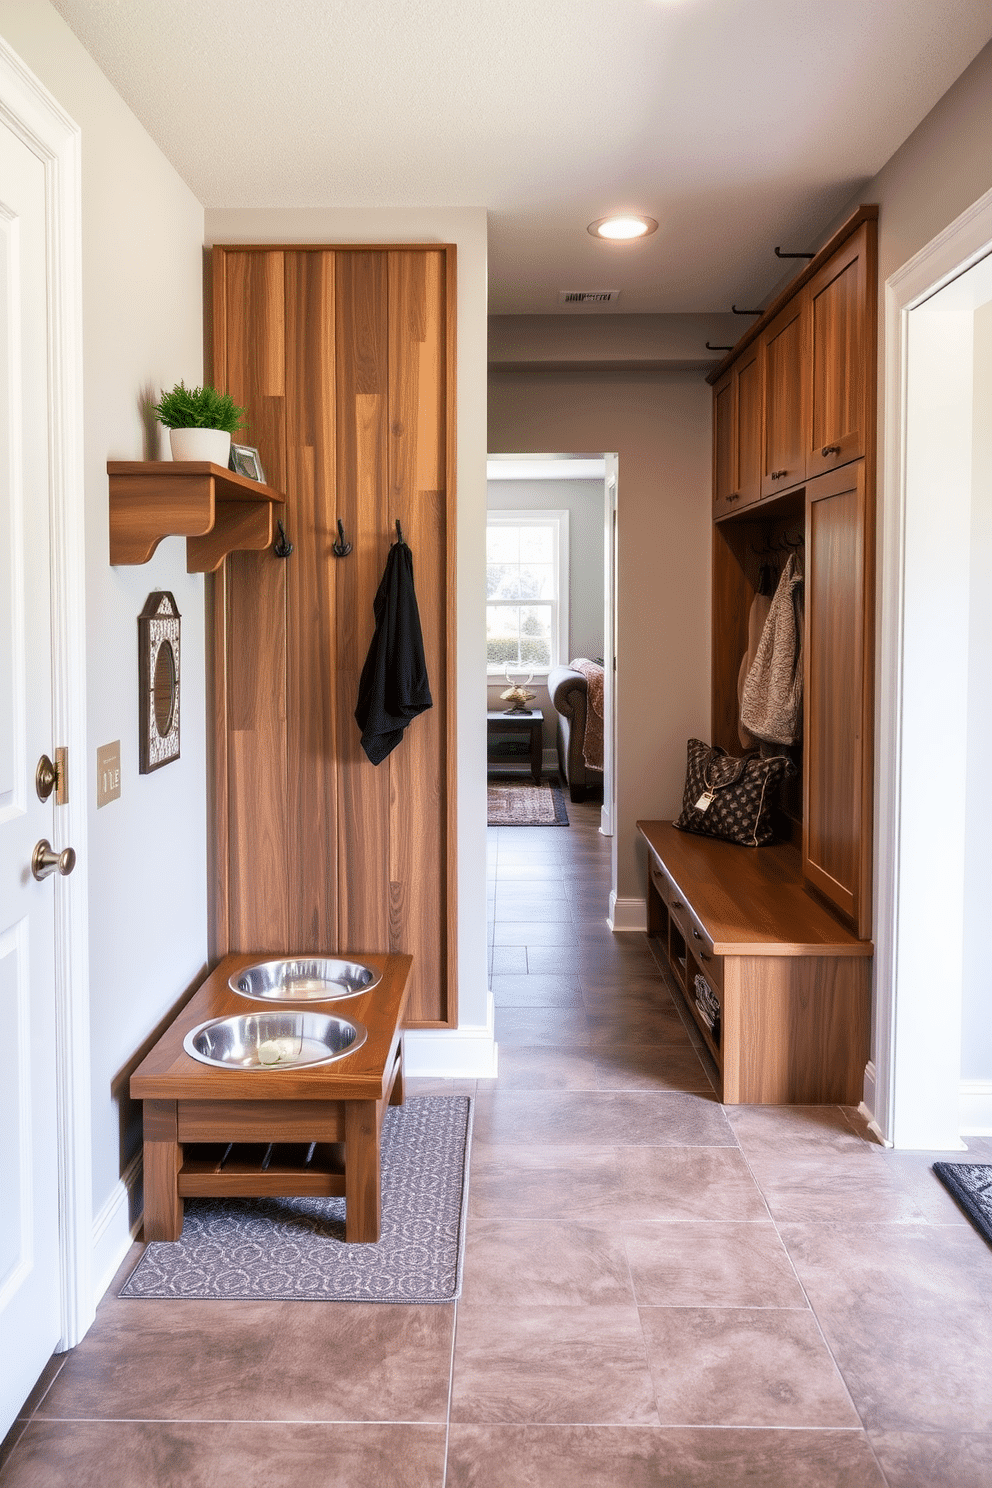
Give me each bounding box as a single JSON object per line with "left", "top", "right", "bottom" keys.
{"left": 486, "top": 510, "right": 569, "bottom": 674}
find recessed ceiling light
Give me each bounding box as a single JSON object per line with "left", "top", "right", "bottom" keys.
{"left": 588, "top": 215, "right": 658, "bottom": 241}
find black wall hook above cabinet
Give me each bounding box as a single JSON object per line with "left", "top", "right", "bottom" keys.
{"left": 332, "top": 519, "right": 352, "bottom": 557}
{"left": 394, "top": 519, "right": 405, "bottom": 545}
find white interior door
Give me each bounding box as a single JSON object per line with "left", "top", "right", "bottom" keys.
{"left": 0, "top": 111, "right": 65, "bottom": 1436}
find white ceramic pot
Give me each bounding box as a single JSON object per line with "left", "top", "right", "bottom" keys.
{"left": 169, "top": 427, "right": 232, "bottom": 466}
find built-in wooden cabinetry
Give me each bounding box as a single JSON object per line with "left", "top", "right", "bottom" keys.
{"left": 209, "top": 244, "right": 456, "bottom": 1028}
{"left": 708, "top": 205, "right": 877, "bottom": 940}
{"left": 646, "top": 207, "right": 877, "bottom": 1103}
{"left": 638, "top": 822, "right": 872, "bottom": 1104}
{"left": 712, "top": 341, "right": 762, "bottom": 517}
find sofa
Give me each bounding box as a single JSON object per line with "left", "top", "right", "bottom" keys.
{"left": 547, "top": 661, "right": 605, "bottom": 802}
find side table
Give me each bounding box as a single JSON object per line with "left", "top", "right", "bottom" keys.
{"left": 487, "top": 709, "right": 544, "bottom": 785}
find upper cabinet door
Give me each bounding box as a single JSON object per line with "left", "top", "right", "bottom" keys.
{"left": 713, "top": 344, "right": 763, "bottom": 519}
{"left": 735, "top": 344, "right": 763, "bottom": 508}
{"left": 805, "top": 222, "right": 875, "bottom": 480}
{"left": 760, "top": 295, "right": 809, "bottom": 499}
{"left": 712, "top": 368, "right": 737, "bottom": 517}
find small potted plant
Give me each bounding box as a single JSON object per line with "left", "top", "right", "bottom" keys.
{"left": 152, "top": 380, "right": 247, "bottom": 466}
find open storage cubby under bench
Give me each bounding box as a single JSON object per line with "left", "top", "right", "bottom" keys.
{"left": 637, "top": 821, "right": 872, "bottom": 1105}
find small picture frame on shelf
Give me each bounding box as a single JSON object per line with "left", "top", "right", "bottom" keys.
{"left": 229, "top": 443, "right": 265, "bottom": 483}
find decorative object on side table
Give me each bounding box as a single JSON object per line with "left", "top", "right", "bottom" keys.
{"left": 152, "top": 379, "right": 247, "bottom": 466}
{"left": 138, "top": 591, "right": 180, "bottom": 772}
{"left": 500, "top": 665, "right": 536, "bottom": 714}
{"left": 229, "top": 442, "right": 266, "bottom": 483}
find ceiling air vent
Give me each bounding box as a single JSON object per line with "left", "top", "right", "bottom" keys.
{"left": 558, "top": 290, "right": 620, "bottom": 305}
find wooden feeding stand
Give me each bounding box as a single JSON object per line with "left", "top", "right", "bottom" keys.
{"left": 130, "top": 953, "right": 411, "bottom": 1243}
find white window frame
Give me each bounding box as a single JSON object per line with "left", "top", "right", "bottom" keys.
{"left": 486, "top": 509, "right": 569, "bottom": 677}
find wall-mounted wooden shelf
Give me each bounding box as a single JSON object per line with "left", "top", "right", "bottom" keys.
{"left": 108, "top": 461, "right": 285, "bottom": 573}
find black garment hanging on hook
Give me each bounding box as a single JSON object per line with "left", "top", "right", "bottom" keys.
{"left": 354, "top": 537, "right": 433, "bottom": 765}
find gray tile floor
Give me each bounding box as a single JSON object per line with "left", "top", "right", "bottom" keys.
{"left": 3, "top": 796, "right": 992, "bottom": 1485}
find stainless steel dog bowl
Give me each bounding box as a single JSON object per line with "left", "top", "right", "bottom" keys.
{"left": 183, "top": 1011, "right": 368, "bottom": 1070}
{"left": 228, "top": 957, "right": 382, "bottom": 1003}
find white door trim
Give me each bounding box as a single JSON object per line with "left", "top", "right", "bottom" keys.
{"left": 875, "top": 184, "right": 992, "bottom": 1149}
{"left": 0, "top": 37, "right": 92, "bottom": 1346}
{"left": 600, "top": 456, "right": 617, "bottom": 840}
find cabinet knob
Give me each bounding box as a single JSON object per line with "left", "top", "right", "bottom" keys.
{"left": 821, "top": 444, "right": 841, "bottom": 457}
{"left": 727, "top": 492, "right": 739, "bottom": 502}
{"left": 672, "top": 901, "right": 684, "bottom": 911}
{"left": 771, "top": 469, "right": 788, "bottom": 479}
{"left": 692, "top": 929, "right": 702, "bottom": 939}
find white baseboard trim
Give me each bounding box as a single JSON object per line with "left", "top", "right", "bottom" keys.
{"left": 607, "top": 893, "right": 647, "bottom": 933}
{"left": 960, "top": 1079, "right": 992, "bottom": 1136}
{"left": 858, "top": 1062, "right": 892, "bottom": 1147}
{"left": 91, "top": 1151, "right": 143, "bottom": 1304}
{"left": 403, "top": 1027, "right": 499, "bottom": 1079}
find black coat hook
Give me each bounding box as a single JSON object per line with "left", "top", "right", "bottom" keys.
{"left": 774, "top": 246, "right": 815, "bottom": 260}
{"left": 705, "top": 342, "right": 733, "bottom": 351}
{"left": 273, "top": 519, "right": 294, "bottom": 559}
{"left": 332, "top": 519, "right": 352, "bottom": 557}
{"left": 394, "top": 519, "right": 405, "bottom": 545}
{"left": 732, "top": 305, "right": 762, "bottom": 316}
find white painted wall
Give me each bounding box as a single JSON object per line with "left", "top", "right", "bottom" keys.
{"left": 486, "top": 476, "right": 604, "bottom": 752}
{"left": 204, "top": 207, "right": 492, "bottom": 1071}
{"left": 0, "top": 2, "right": 208, "bottom": 1277}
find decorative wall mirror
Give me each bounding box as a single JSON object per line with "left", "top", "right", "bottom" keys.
{"left": 138, "top": 591, "right": 181, "bottom": 772}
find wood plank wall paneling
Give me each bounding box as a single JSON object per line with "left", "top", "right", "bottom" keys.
{"left": 388, "top": 250, "right": 447, "bottom": 1023}
{"left": 334, "top": 252, "right": 392, "bottom": 956}
{"left": 211, "top": 245, "right": 454, "bottom": 1025}
{"left": 223, "top": 252, "right": 290, "bottom": 951}
{"left": 285, "top": 252, "right": 338, "bottom": 949}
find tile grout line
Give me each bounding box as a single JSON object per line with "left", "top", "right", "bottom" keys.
{"left": 729, "top": 1112, "right": 894, "bottom": 1482}
{"left": 440, "top": 1298, "right": 459, "bottom": 1488}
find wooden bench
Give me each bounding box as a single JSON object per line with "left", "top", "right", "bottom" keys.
{"left": 638, "top": 822, "right": 872, "bottom": 1104}
{"left": 130, "top": 952, "right": 411, "bottom": 1242}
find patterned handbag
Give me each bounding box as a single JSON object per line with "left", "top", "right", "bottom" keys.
{"left": 674, "top": 738, "right": 794, "bottom": 847}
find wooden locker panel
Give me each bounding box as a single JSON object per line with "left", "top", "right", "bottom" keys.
{"left": 334, "top": 251, "right": 392, "bottom": 957}
{"left": 803, "top": 462, "right": 870, "bottom": 934}
{"left": 284, "top": 251, "right": 339, "bottom": 950}
{"left": 387, "top": 250, "right": 449, "bottom": 1024}
{"left": 806, "top": 222, "right": 874, "bottom": 480}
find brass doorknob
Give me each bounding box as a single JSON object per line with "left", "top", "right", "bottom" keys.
{"left": 31, "top": 839, "right": 76, "bottom": 881}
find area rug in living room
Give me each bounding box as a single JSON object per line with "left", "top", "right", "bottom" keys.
{"left": 120, "top": 1096, "right": 472, "bottom": 1303}
{"left": 932, "top": 1162, "right": 992, "bottom": 1247}
{"left": 487, "top": 773, "right": 569, "bottom": 826}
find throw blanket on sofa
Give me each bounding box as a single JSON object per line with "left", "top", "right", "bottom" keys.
{"left": 573, "top": 658, "right": 605, "bottom": 770}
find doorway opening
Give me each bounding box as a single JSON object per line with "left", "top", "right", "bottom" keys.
{"left": 485, "top": 453, "right": 618, "bottom": 907}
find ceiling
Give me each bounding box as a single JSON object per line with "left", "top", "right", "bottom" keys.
{"left": 52, "top": 0, "right": 992, "bottom": 315}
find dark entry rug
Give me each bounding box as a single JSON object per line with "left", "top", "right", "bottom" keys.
{"left": 120, "top": 1096, "right": 472, "bottom": 1303}
{"left": 933, "top": 1162, "right": 992, "bottom": 1246}
{"left": 487, "top": 773, "right": 569, "bottom": 826}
